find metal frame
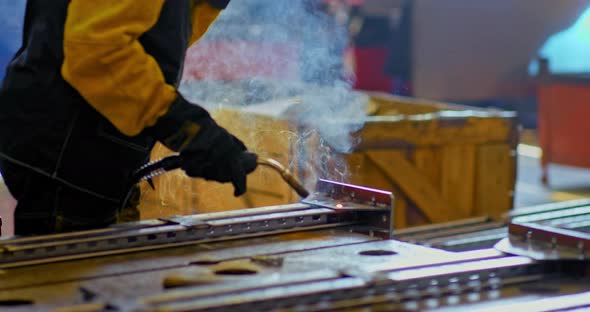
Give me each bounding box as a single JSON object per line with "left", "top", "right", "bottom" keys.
{"left": 0, "top": 179, "right": 394, "bottom": 269}
{"left": 495, "top": 221, "right": 590, "bottom": 260}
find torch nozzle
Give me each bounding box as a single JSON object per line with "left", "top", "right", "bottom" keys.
{"left": 257, "top": 158, "right": 310, "bottom": 198}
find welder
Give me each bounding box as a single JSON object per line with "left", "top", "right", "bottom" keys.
{"left": 0, "top": 0, "right": 257, "bottom": 235}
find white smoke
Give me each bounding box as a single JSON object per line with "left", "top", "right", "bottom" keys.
{"left": 179, "top": 0, "right": 369, "bottom": 186}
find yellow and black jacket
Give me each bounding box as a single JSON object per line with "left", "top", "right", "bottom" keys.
{"left": 0, "top": 0, "right": 228, "bottom": 202}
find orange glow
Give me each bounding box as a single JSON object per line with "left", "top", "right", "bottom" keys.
{"left": 336, "top": 203, "right": 344, "bottom": 208}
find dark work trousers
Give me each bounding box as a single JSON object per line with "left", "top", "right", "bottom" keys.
{"left": 0, "top": 161, "right": 140, "bottom": 236}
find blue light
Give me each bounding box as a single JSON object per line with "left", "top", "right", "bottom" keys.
{"left": 0, "top": 1, "right": 26, "bottom": 82}
{"left": 529, "top": 6, "right": 590, "bottom": 75}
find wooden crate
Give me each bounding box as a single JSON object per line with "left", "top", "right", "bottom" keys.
{"left": 339, "top": 93, "right": 518, "bottom": 227}
{"left": 139, "top": 93, "right": 518, "bottom": 228}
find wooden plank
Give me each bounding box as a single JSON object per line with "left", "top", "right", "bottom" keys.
{"left": 194, "top": 181, "right": 249, "bottom": 213}
{"left": 393, "top": 193, "right": 408, "bottom": 228}
{"left": 412, "top": 147, "right": 441, "bottom": 186}
{"left": 194, "top": 162, "right": 295, "bottom": 213}
{"left": 213, "top": 109, "right": 293, "bottom": 156}
{"left": 366, "top": 92, "right": 493, "bottom": 113}
{"left": 341, "top": 153, "right": 367, "bottom": 186}
{"left": 369, "top": 97, "right": 441, "bottom": 115}
{"left": 440, "top": 145, "right": 476, "bottom": 219}
{"left": 365, "top": 150, "right": 451, "bottom": 223}
{"left": 409, "top": 147, "right": 442, "bottom": 227}
{"left": 143, "top": 174, "right": 200, "bottom": 216}
{"left": 474, "top": 144, "right": 515, "bottom": 219}
{"left": 357, "top": 117, "right": 515, "bottom": 148}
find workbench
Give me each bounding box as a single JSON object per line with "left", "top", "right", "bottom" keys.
{"left": 1, "top": 181, "right": 590, "bottom": 311}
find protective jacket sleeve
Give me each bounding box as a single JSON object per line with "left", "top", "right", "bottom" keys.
{"left": 62, "top": 0, "right": 225, "bottom": 137}
{"left": 190, "top": 1, "right": 224, "bottom": 45}
{"left": 61, "top": 0, "right": 178, "bottom": 136}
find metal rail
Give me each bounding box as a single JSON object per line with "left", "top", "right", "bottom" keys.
{"left": 0, "top": 180, "right": 393, "bottom": 269}
{"left": 496, "top": 221, "right": 590, "bottom": 260}
{"left": 142, "top": 256, "right": 548, "bottom": 312}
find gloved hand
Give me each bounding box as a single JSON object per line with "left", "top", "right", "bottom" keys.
{"left": 179, "top": 133, "right": 258, "bottom": 196}
{"left": 147, "top": 94, "right": 258, "bottom": 196}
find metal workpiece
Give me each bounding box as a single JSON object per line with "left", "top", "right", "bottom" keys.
{"left": 4, "top": 191, "right": 590, "bottom": 311}
{"left": 395, "top": 220, "right": 505, "bottom": 250}
{"left": 395, "top": 199, "right": 590, "bottom": 252}
{"left": 474, "top": 290, "right": 590, "bottom": 312}
{"left": 0, "top": 232, "right": 448, "bottom": 311}
{"left": 136, "top": 255, "right": 567, "bottom": 312}
{"left": 303, "top": 179, "right": 395, "bottom": 238}
{"left": 495, "top": 221, "right": 590, "bottom": 261}
{"left": 509, "top": 198, "right": 590, "bottom": 226}
{"left": 431, "top": 227, "right": 508, "bottom": 252}
{"left": 0, "top": 180, "right": 394, "bottom": 269}
{"left": 0, "top": 206, "right": 343, "bottom": 269}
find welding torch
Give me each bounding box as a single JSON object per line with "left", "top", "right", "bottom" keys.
{"left": 132, "top": 153, "right": 310, "bottom": 198}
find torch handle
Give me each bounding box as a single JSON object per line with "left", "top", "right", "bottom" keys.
{"left": 134, "top": 153, "right": 310, "bottom": 198}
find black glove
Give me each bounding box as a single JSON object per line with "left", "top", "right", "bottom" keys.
{"left": 147, "top": 94, "right": 258, "bottom": 196}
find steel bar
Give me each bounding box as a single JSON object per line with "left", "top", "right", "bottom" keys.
{"left": 0, "top": 180, "right": 393, "bottom": 269}
{"left": 496, "top": 221, "right": 590, "bottom": 260}
{"left": 0, "top": 208, "right": 338, "bottom": 269}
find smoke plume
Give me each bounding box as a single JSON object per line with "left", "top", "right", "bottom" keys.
{"left": 173, "top": 0, "right": 369, "bottom": 209}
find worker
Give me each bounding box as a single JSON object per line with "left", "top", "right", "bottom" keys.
{"left": 0, "top": 0, "right": 257, "bottom": 236}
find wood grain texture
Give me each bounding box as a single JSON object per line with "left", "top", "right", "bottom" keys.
{"left": 365, "top": 150, "right": 451, "bottom": 224}
{"left": 441, "top": 144, "right": 476, "bottom": 219}
{"left": 475, "top": 144, "right": 516, "bottom": 218}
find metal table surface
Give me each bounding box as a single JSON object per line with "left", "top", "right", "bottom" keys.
{"left": 2, "top": 182, "right": 590, "bottom": 311}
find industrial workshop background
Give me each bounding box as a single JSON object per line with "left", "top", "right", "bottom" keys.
{"left": 3, "top": 0, "right": 590, "bottom": 231}
{"left": 2, "top": 1, "right": 590, "bottom": 311}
